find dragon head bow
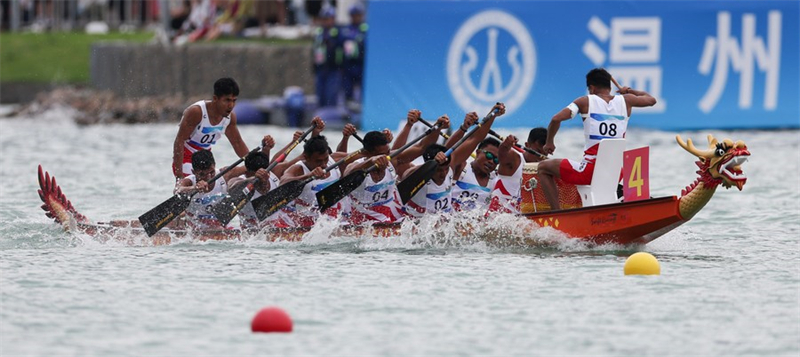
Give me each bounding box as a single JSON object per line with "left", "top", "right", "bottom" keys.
{"left": 676, "top": 134, "right": 750, "bottom": 191}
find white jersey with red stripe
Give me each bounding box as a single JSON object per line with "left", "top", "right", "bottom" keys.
{"left": 583, "top": 94, "right": 628, "bottom": 157}
{"left": 184, "top": 100, "right": 231, "bottom": 152}
{"left": 185, "top": 170, "right": 230, "bottom": 230}
{"left": 452, "top": 164, "right": 497, "bottom": 212}
{"left": 404, "top": 167, "right": 454, "bottom": 218}
{"left": 347, "top": 158, "right": 404, "bottom": 224}
{"left": 237, "top": 173, "right": 281, "bottom": 230}
{"left": 488, "top": 150, "right": 524, "bottom": 214}
{"left": 275, "top": 158, "right": 343, "bottom": 227}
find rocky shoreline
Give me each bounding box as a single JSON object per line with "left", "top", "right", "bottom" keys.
{"left": 5, "top": 86, "right": 202, "bottom": 125}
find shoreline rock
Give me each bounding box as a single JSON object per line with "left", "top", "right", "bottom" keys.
{"left": 6, "top": 86, "right": 201, "bottom": 125}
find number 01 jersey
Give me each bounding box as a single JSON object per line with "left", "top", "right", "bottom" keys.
{"left": 583, "top": 94, "right": 628, "bottom": 157}
{"left": 184, "top": 100, "right": 231, "bottom": 152}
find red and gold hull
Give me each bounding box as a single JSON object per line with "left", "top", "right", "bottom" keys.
{"left": 523, "top": 196, "right": 685, "bottom": 245}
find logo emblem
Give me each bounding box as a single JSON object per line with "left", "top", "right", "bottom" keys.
{"left": 447, "top": 10, "right": 536, "bottom": 116}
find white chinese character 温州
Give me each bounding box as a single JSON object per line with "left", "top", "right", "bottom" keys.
{"left": 698, "top": 11, "right": 782, "bottom": 113}
{"left": 583, "top": 16, "right": 666, "bottom": 113}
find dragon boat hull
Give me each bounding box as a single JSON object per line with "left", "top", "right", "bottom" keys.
{"left": 522, "top": 196, "right": 685, "bottom": 245}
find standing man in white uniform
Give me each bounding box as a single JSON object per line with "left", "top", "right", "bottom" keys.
{"left": 536, "top": 68, "right": 656, "bottom": 210}
{"left": 172, "top": 77, "right": 250, "bottom": 181}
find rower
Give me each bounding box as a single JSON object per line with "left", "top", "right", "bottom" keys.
{"left": 175, "top": 150, "right": 239, "bottom": 230}
{"left": 448, "top": 103, "right": 507, "bottom": 212}
{"left": 228, "top": 151, "right": 280, "bottom": 231}
{"left": 488, "top": 127, "right": 548, "bottom": 214}
{"left": 344, "top": 131, "right": 405, "bottom": 225}
{"left": 274, "top": 135, "right": 350, "bottom": 227}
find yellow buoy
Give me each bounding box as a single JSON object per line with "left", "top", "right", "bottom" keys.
{"left": 624, "top": 252, "right": 661, "bottom": 275}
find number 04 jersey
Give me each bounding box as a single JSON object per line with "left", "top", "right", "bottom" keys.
{"left": 347, "top": 158, "right": 404, "bottom": 224}
{"left": 583, "top": 94, "right": 628, "bottom": 157}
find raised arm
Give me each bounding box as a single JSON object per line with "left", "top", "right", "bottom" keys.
{"left": 618, "top": 87, "right": 657, "bottom": 115}
{"left": 392, "top": 115, "right": 449, "bottom": 175}
{"left": 497, "top": 134, "right": 521, "bottom": 176}
{"left": 445, "top": 112, "right": 477, "bottom": 149}
{"left": 451, "top": 103, "right": 505, "bottom": 178}
{"left": 336, "top": 124, "right": 358, "bottom": 152}
{"left": 392, "top": 109, "right": 420, "bottom": 150}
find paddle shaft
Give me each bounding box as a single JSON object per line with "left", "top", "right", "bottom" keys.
{"left": 270, "top": 125, "right": 316, "bottom": 171}
{"left": 444, "top": 109, "right": 499, "bottom": 157}
{"left": 371, "top": 122, "right": 443, "bottom": 173}
{"left": 417, "top": 117, "right": 476, "bottom": 159}
{"left": 487, "top": 129, "right": 547, "bottom": 160}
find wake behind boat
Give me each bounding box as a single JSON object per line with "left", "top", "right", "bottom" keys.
{"left": 37, "top": 134, "right": 749, "bottom": 246}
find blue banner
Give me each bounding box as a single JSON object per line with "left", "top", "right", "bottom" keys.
{"left": 361, "top": 0, "right": 799, "bottom": 131}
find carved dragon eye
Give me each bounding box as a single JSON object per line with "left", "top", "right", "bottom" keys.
{"left": 715, "top": 143, "right": 727, "bottom": 157}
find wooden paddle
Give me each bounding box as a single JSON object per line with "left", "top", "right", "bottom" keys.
{"left": 397, "top": 108, "right": 499, "bottom": 204}
{"left": 138, "top": 146, "right": 262, "bottom": 237}
{"left": 251, "top": 148, "right": 364, "bottom": 220}
{"left": 316, "top": 123, "right": 443, "bottom": 212}
{"left": 210, "top": 125, "right": 316, "bottom": 226}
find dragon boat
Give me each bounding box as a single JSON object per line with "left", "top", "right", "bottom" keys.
{"left": 38, "top": 134, "right": 749, "bottom": 246}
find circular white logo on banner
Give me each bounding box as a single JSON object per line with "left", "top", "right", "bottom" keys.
{"left": 447, "top": 10, "right": 536, "bottom": 116}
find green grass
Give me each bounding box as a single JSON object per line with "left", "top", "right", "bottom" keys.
{"left": 0, "top": 32, "right": 311, "bottom": 84}
{"left": 0, "top": 32, "right": 153, "bottom": 83}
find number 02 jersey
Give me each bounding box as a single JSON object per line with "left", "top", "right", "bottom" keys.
{"left": 583, "top": 94, "right": 628, "bottom": 157}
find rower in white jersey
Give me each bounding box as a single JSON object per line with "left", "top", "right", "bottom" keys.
{"left": 174, "top": 150, "right": 240, "bottom": 230}
{"left": 225, "top": 151, "right": 282, "bottom": 231}
{"left": 275, "top": 135, "right": 355, "bottom": 228}
{"left": 441, "top": 103, "right": 507, "bottom": 212}
{"left": 344, "top": 130, "right": 408, "bottom": 225}
{"left": 403, "top": 144, "right": 453, "bottom": 218}
{"left": 488, "top": 127, "right": 548, "bottom": 214}
{"left": 382, "top": 111, "right": 452, "bottom": 218}
{"left": 536, "top": 68, "right": 656, "bottom": 210}
{"left": 172, "top": 78, "right": 250, "bottom": 180}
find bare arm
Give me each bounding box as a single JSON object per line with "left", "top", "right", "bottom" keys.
{"left": 280, "top": 163, "right": 306, "bottom": 185}
{"left": 273, "top": 154, "right": 303, "bottom": 178}
{"left": 173, "top": 106, "right": 203, "bottom": 178}
{"left": 619, "top": 87, "right": 657, "bottom": 116}
{"left": 225, "top": 113, "right": 250, "bottom": 159}
{"left": 336, "top": 124, "right": 357, "bottom": 152}
{"left": 544, "top": 96, "right": 585, "bottom": 155}
{"left": 497, "top": 135, "right": 521, "bottom": 176}
{"left": 450, "top": 112, "right": 486, "bottom": 178}
{"left": 392, "top": 115, "right": 449, "bottom": 175}
{"left": 392, "top": 109, "right": 420, "bottom": 150}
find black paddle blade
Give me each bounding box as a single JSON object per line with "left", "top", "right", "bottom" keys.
{"left": 252, "top": 178, "right": 310, "bottom": 220}
{"left": 211, "top": 180, "right": 257, "bottom": 226}
{"left": 138, "top": 193, "right": 192, "bottom": 236}
{"left": 397, "top": 160, "right": 438, "bottom": 204}
{"left": 316, "top": 170, "right": 368, "bottom": 212}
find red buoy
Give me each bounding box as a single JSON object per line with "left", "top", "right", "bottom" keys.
{"left": 251, "top": 307, "right": 293, "bottom": 333}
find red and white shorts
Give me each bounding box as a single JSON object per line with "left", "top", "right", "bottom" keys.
{"left": 559, "top": 157, "right": 596, "bottom": 185}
